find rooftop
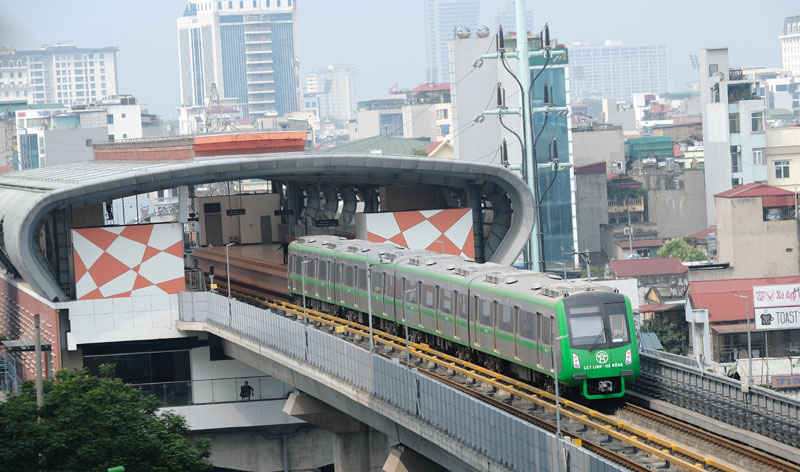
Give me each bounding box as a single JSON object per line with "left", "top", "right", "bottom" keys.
{"left": 691, "top": 225, "right": 717, "bottom": 240}
{"left": 615, "top": 239, "right": 663, "bottom": 250}
{"left": 715, "top": 183, "right": 794, "bottom": 199}
{"left": 610, "top": 257, "right": 687, "bottom": 277}
{"left": 689, "top": 275, "right": 800, "bottom": 323}
{"left": 318, "top": 136, "right": 431, "bottom": 156}
{"left": 411, "top": 83, "right": 450, "bottom": 93}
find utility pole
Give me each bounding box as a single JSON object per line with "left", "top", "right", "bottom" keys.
{"left": 627, "top": 208, "right": 634, "bottom": 257}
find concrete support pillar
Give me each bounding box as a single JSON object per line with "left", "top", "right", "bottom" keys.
{"left": 467, "top": 183, "right": 486, "bottom": 263}
{"left": 284, "top": 391, "right": 389, "bottom": 472}
{"left": 383, "top": 444, "right": 448, "bottom": 472}
{"left": 178, "top": 185, "right": 189, "bottom": 223}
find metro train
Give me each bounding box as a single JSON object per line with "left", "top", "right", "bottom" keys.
{"left": 287, "top": 236, "right": 639, "bottom": 400}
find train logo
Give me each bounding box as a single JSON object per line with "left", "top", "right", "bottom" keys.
{"left": 595, "top": 351, "right": 609, "bottom": 364}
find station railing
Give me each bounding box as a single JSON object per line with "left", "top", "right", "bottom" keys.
{"left": 134, "top": 375, "right": 292, "bottom": 407}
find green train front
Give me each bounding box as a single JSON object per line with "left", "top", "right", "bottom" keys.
{"left": 555, "top": 292, "right": 639, "bottom": 399}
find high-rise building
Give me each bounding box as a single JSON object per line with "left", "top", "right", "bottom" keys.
{"left": 698, "top": 47, "right": 767, "bottom": 225}
{"left": 177, "top": 0, "right": 299, "bottom": 119}
{"left": 568, "top": 41, "right": 668, "bottom": 103}
{"left": 305, "top": 65, "right": 358, "bottom": 122}
{"left": 780, "top": 16, "right": 800, "bottom": 76}
{"left": 450, "top": 34, "right": 577, "bottom": 267}
{"left": 0, "top": 43, "right": 118, "bottom": 107}
{"left": 423, "top": 0, "right": 480, "bottom": 84}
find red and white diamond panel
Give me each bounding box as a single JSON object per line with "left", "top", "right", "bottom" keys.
{"left": 366, "top": 208, "right": 474, "bottom": 259}
{"left": 72, "top": 223, "right": 184, "bottom": 300}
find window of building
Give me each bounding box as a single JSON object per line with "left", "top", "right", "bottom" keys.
{"left": 85, "top": 139, "right": 92, "bottom": 147}
{"left": 107, "top": 114, "right": 114, "bottom": 124}
{"left": 217, "top": 1, "right": 222, "bottom": 8}
{"left": 751, "top": 112, "right": 764, "bottom": 132}
{"left": 708, "top": 63, "right": 718, "bottom": 76}
{"left": 277, "top": 0, "right": 280, "bottom": 6}
{"left": 122, "top": 133, "right": 127, "bottom": 139}
{"left": 228, "top": 0, "right": 232, "bottom": 7}
{"left": 253, "top": 0, "right": 256, "bottom": 6}
{"left": 265, "top": 0, "right": 269, "bottom": 5}
{"left": 753, "top": 148, "right": 765, "bottom": 165}
{"left": 121, "top": 113, "right": 126, "bottom": 118}
{"left": 239, "top": 0, "right": 243, "bottom": 6}
{"left": 729, "top": 112, "right": 739, "bottom": 133}
{"left": 108, "top": 134, "right": 115, "bottom": 142}
{"left": 775, "top": 160, "right": 791, "bottom": 179}
{"left": 732, "top": 177, "right": 743, "bottom": 187}
{"left": 730, "top": 146, "right": 741, "bottom": 173}
{"left": 288, "top": 0, "right": 291, "bottom": 5}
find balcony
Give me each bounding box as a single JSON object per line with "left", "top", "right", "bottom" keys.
{"left": 134, "top": 375, "right": 291, "bottom": 407}
{"left": 608, "top": 197, "right": 645, "bottom": 213}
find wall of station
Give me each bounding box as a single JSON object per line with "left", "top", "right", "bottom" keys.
{"left": 356, "top": 208, "right": 475, "bottom": 259}
{"left": 0, "top": 273, "right": 60, "bottom": 380}
{"left": 196, "top": 193, "right": 281, "bottom": 246}
{"left": 72, "top": 223, "right": 184, "bottom": 300}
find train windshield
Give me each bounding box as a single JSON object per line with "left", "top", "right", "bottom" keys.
{"left": 566, "top": 302, "right": 630, "bottom": 349}
{"left": 567, "top": 307, "right": 605, "bottom": 348}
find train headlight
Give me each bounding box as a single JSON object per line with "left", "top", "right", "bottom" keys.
{"left": 572, "top": 353, "right": 581, "bottom": 369}
{"left": 625, "top": 349, "right": 632, "bottom": 365}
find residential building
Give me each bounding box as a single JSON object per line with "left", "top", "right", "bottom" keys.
{"left": 0, "top": 49, "right": 33, "bottom": 102}
{"left": 0, "top": 43, "right": 118, "bottom": 107}
{"left": 305, "top": 65, "right": 357, "bottom": 123}
{"left": 698, "top": 47, "right": 767, "bottom": 225}
{"left": 766, "top": 126, "right": 800, "bottom": 191}
{"left": 571, "top": 123, "right": 625, "bottom": 170}
{"left": 451, "top": 33, "right": 576, "bottom": 266}
{"left": 177, "top": 0, "right": 299, "bottom": 119}
{"left": 574, "top": 162, "right": 608, "bottom": 257}
{"left": 423, "top": 0, "right": 480, "bottom": 83}
{"left": 609, "top": 257, "right": 688, "bottom": 307}
{"left": 780, "top": 16, "right": 800, "bottom": 76}
{"left": 601, "top": 99, "right": 637, "bottom": 131}
{"left": 633, "top": 168, "right": 707, "bottom": 240}
{"left": 715, "top": 183, "right": 800, "bottom": 279}
{"left": 568, "top": 40, "right": 669, "bottom": 103}
{"left": 356, "top": 84, "right": 452, "bottom": 142}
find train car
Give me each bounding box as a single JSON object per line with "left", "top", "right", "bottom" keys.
{"left": 287, "top": 236, "right": 639, "bottom": 400}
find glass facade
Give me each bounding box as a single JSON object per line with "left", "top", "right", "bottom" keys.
{"left": 270, "top": 20, "right": 298, "bottom": 116}
{"left": 568, "top": 45, "right": 668, "bottom": 102}
{"left": 220, "top": 23, "right": 248, "bottom": 116}
{"left": 190, "top": 28, "right": 205, "bottom": 107}
{"left": 530, "top": 64, "right": 572, "bottom": 265}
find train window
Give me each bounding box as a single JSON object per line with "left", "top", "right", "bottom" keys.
{"left": 478, "top": 298, "right": 493, "bottom": 327}
{"left": 305, "top": 259, "right": 315, "bottom": 278}
{"left": 568, "top": 315, "right": 605, "bottom": 347}
{"left": 371, "top": 270, "right": 382, "bottom": 294}
{"left": 404, "top": 279, "right": 417, "bottom": 304}
{"left": 357, "top": 268, "right": 367, "bottom": 290}
{"left": 345, "top": 266, "right": 355, "bottom": 287}
{"left": 439, "top": 289, "right": 453, "bottom": 315}
{"left": 606, "top": 303, "right": 629, "bottom": 343}
{"left": 288, "top": 254, "right": 295, "bottom": 274}
{"left": 498, "top": 304, "right": 513, "bottom": 333}
{"left": 541, "top": 315, "right": 552, "bottom": 345}
{"left": 519, "top": 310, "right": 536, "bottom": 339}
{"left": 422, "top": 284, "right": 435, "bottom": 309}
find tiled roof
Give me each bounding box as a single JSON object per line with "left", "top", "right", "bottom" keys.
{"left": 574, "top": 161, "right": 606, "bottom": 175}
{"left": 424, "top": 140, "right": 443, "bottom": 154}
{"left": 691, "top": 225, "right": 716, "bottom": 240}
{"left": 689, "top": 275, "right": 800, "bottom": 323}
{"left": 411, "top": 83, "right": 450, "bottom": 93}
{"left": 610, "top": 257, "right": 687, "bottom": 277}
{"left": 616, "top": 239, "right": 663, "bottom": 249}
{"left": 639, "top": 302, "right": 679, "bottom": 313}
{"left": 715, "top": 183, "right": 794, "bottom": 199}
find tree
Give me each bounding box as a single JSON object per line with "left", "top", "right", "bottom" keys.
{"left": 641, "top": 316, "right": 688, "bottom": 355}
{"left": 410, "top": 147, "right": 428, "bottom": 156}
{"left": 657, "top": 237, "right": 705, "bottom": 262}
{"left": 0, "top": 369, "right": 211, "bottom": 472}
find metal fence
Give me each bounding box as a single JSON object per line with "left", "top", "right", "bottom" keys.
{"left": 633, "top": 351, "right": 800, "bottom": 448}
{"left": 178, "top": 291, "right": 624, "bottom": 472}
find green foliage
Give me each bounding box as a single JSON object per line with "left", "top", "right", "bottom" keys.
{"left": 641, "top": 316, "right": 688, "bottom": 355}
{"left": 410, "top": 147, "right": 428, "bottom": 156}
{"left": 657, "top": 237, "right": 706, "bottom": 262}
{"left": 0, "top": 369, "right": 211, "bottom": 472}
{"left": 606, "top": 184, "right": 645, "bottom": 202}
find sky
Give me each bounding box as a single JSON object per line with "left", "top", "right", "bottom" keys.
{"left": 1, "top": 0, "right": 797, "bottom": 116}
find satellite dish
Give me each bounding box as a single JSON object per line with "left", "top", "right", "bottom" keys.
{"left": 476, "top": 25, "right": 490, "bottom": 38}
{"left": 456, "top": 27, "right": 471, "bottom": 39}
{"left": 713, "top": 71, "right": 725, "bottom": 82}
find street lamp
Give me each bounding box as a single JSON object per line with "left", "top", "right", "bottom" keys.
{"left": 300, "top": 259, "right": 311, "bottom": 325}
{"left": 550, "top": 328, "right": 569, "bottom": 437}
{"left": 225, "top": 243, "right": 235, "bottom": 299}
{"left": 403, "top": 288, "right": 416, "bottom": 368}
{"left": 366, "top": 263, "right": 375, "bottom": 353}
{"left": 734, "top": 294, "right": 753, "bottom": 387}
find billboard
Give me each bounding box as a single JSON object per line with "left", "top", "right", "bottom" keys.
{"left": 357, "top": 208, "right": 475, "bottom": 259}
{"left": 72, "top": 223, "right": 185, "bottom": 300}
{"left": 752, "top": 284, "right": 800, "bottom": 331}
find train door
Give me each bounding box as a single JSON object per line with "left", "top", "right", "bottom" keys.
{"left": 384, "top": 273, "right": 395, "bottom": 320}
{"left": 539, "top": 313, "right": 553, "bottom": 372}
{"left": 337, "top": 263, "right": 346, "bottom": 304}
{"left": 495, "top": 303, "right": 514, "bottom": 356}
{"left": 438, "top": 288, "right": 455, "bottom": 339}
{"left": 421, "top": 282, "right": 436, "bottom": 331}
{"left": 455, "top": 291, "right": 469, "bottom": 343}
{"left": 476, "top": 297, "right": 495, "bottom": 349}
{"left": 355, "top": 267, "right": 367, "bottom": 309}
{"left": 403, "top": 277, "right": 419, "bottom": 327}
{"left": 517, "top": 310, "right": 538, "bottom": 367}
{"left": 317, "top": 259, "right": 328, "bottom": 300}
{"left": 310, "top": 258, "right": 319, "bottom": 297}
{"left": 370, "top": 268, "right": 383, "bottom": 315}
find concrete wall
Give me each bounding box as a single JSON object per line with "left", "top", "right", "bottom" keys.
{"left": 197, "top": 193, "right": 281, "bottom": 246}
{"left": 639, "top": 169, "right": 707, "bottom": 239}
{"left": 43, "top": 127, "right": 106, "bottom": 165}
{"left": 575, "top": 173, "right": 608, "bottom": 253}
{"left": 716, "top": 196, "right": 800, "bottom": 278}
{"left": 572, "top": 127, "right": 625, "bottom": 168}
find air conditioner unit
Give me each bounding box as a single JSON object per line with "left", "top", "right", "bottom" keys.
{"left": 623, "top": 227, "right": 631, "bottom": 235}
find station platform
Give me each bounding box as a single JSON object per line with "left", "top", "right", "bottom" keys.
{"left": 188, "top": 243, "right": 289, "bottom": 296}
